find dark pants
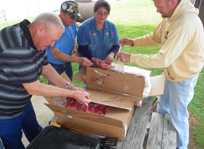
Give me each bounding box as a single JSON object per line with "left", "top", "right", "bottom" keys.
{"left": 0, "top": 101, "right": 42, "bottom": 149}
{"left": 49, "top": 62, "right": 73, "bottom": 84}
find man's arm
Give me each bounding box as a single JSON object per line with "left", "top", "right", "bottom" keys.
{"left": 120, "top": 22, "right": 163, "bottom": 47}
{"left": 71, "top": 39, "right": 78, "bottom": 56}
{"left": 51, "top": 47, "right": 93, "bottom": 67}
{"left": 22, "top": 64, "right": 90, "bottom": 104}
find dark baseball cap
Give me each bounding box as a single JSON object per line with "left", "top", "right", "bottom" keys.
{"left": 61, "top": 1, "right": 82, "bottom": 20}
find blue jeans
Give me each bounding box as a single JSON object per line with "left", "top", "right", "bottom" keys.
{"left": 157, "top": 74, "right": 199, "bottom": 149}
{"left": 0, "top": 101, "right": 42, "bottom": 149}
{"left": 49, "top": 62, "right": 73, "bottom": 84}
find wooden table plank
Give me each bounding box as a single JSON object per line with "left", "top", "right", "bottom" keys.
{"left": 146, "top": 112, "right": 164, "bottom": 149}
{"left": 116, "top": 97, "right": 153, "bottom": 149}
{"left": 162, "top": 114, "right": 177, "bottom": 149}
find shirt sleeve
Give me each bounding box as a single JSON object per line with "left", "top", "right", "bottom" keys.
{"left": 110, "top": 45, "right": 120, "bottom": 55}
{"left": 132, "top": 21, "right": 163, "bottom": 47}
{"left": 77, "top": 25, "right": 89, "bottom": 46}
{"left": 78, "top": 45, "right": 93, "bottom": 60}
{"left": 130, "top": 27, "right": 192, "bottom": 68}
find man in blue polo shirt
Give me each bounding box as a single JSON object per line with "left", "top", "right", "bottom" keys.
{"left": 46, "top": 1, "right": 93, "bottom": 82}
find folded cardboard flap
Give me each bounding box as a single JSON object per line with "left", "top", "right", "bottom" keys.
{"left": 55, "top": 112, "right": 127, "bottom": 140}
{"left": 72, "top": 67, "right": 86, "bottom": 82}
{"left": 86, "top": 89, "right": 134, "bottom": 110}
{"left": 149, "top": 74, "right": 165, "bottom": 96}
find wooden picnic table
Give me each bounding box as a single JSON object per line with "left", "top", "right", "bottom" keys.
{"left": 116, "top": 97, "right": 153, "bottom": 149}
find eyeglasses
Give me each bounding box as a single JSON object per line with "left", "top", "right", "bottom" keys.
{"left": 96, "top": 11, "right": 108, "bottom": 16}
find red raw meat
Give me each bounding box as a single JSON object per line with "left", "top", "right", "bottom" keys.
{"left": 67, "top": 100, "right": 108, "bottom": 116}
{"left": 99, "top": 61, "right": 115, "bottom": 69}
{"left": 67, "top": 100, "right": 77, "bottom": 110}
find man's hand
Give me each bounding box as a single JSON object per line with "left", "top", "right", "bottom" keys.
{"left": 119, "top": 38, "right": 134, "bottom": 47}
{"left": 71, "top": 49, "right": 79, "bottom": 57}
{"left": 77, "top": 57, "right": 93, "bottom": 67}
{"left": 91, "top": 57, "right": 103, "bottom": 67}
{"left": 116, "top": 52, "right": 131, "bottom": 63}
{"left": 66, "top": 84, "right": 90, "bottom": 104}
{"left": 72, "top": 91, "right": 91, "bottom": 104}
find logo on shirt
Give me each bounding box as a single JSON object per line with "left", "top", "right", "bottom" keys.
{"left": 163, "top": 31, "right": 169, "bottom": 45}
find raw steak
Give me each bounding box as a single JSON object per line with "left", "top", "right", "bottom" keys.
{"left": 99, "top": 61, "right": 115, "bottom": 69}
{"left": 67, "top": 100, "right": 108, "bottom": 116}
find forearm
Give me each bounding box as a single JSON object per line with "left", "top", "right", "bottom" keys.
{"left": 23, "top": 80, "right": 75, "bottom": 98}
{"left": 73, "top": 39, "right": 77, "bottom": 50}
{"left": 51, "top": 48, "right": 80, "bottom": 63}
{"left": 132, "top": 34, "right": 160, "bottom": 47}
{"left": 42, "top": 64, "right": 69, "bottom": 88}
{"left": 132, "top": 23, "right": 162, "bottom": 47}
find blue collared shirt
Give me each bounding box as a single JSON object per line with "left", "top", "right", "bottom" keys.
{"left": 77, "top": 16, "right": 119, "bottom": 61}
{"left": 46, "top": 22, "right": 77, "bottom": 65}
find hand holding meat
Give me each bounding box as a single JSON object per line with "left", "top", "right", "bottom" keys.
{"left": 91, "top": 57, "right": 103, "bottom": 67}
{"left": 105, "top": 54, "right": 114, "bottom": 64}
{"left": 72, "top": 91, "right": 91, "bottom": 104}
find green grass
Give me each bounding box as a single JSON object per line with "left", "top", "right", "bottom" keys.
{"left": 0, "top": 0, "right": 203, "bottom": 148}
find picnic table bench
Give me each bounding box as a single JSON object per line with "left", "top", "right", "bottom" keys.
{"left": 146, "top": 112, "right": 177, "bottom": 149}
{"left": 114, "top": 97, "right": 177, "bottom": 149}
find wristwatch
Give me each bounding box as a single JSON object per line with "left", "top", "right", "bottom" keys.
{"left": 65, "top": 82, "right": 71, "bottom": 89}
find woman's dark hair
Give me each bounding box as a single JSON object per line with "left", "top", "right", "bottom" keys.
{"left": 94, "top": 0, "right": 111, "bottom": 15}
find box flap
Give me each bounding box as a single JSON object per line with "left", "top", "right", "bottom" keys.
{"left": 45, "top": 103, "right": 124, "bottom": 128}
{"left": 86, "top": 67, "right": 145, "bottom": 98}
{"left": 72, "top": 67, "right": 86, "bottom": 82}
{"left": 149, "top": 74, "right": 165, "bottom": 96}
{"left": 86, "top": 89, "right": 134, "bottom": 110}
{"left": 44, "top": 96, "right": 53, "bottom": 104}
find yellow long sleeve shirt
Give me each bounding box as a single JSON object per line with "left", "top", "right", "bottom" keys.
{"left": 130, "top": 0, "right": 204, "bottom": 82}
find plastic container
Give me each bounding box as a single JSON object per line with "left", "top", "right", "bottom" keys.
{"left": 26, "top": 126, "right": 100, "bottom": 149}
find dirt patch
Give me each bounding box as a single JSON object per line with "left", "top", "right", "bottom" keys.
{"left": 188, "top": 110, "right": 200, "bottom": 149}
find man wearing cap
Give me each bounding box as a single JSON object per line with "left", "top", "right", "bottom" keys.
{"left": 46, "top": 1, "right": 93, "bottom": 82}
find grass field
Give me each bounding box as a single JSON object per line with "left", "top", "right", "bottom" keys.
{"left": 0, "top": 0, "right": 203, "bottom": 148}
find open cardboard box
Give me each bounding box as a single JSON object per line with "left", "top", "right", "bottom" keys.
{"left": 44, "top": 72, "right": 134, "bottom": 141}
{"left": 73, "top": 66, "right": 165, "bottom": 107}
{"left": 44, "top": 66, "right": 165, "bottom": 141}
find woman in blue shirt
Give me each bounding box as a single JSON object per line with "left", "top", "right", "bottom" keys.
{"left": 77, "top": 0, "right": 119, "bottom": 67}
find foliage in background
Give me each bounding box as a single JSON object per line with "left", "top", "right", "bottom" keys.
{"left": 0, "top": 0, "right": 203, "bottom": 148}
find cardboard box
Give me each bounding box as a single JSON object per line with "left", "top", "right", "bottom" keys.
{"left": 73, "top": 66, "right": 165, "bottom": 107}
{"left": 44, "top": 66, "right": 165, "bottom": 141}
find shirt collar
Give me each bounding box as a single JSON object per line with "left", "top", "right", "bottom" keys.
{"left": 92, "top": 16, "right": 109, "bottom": 31}
{"left": 19, "top": 19, "right": 36, "bottom": 49}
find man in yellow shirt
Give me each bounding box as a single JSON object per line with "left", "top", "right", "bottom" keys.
{"left": 117, "top": 0, "right": 204, "bottom": 148}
